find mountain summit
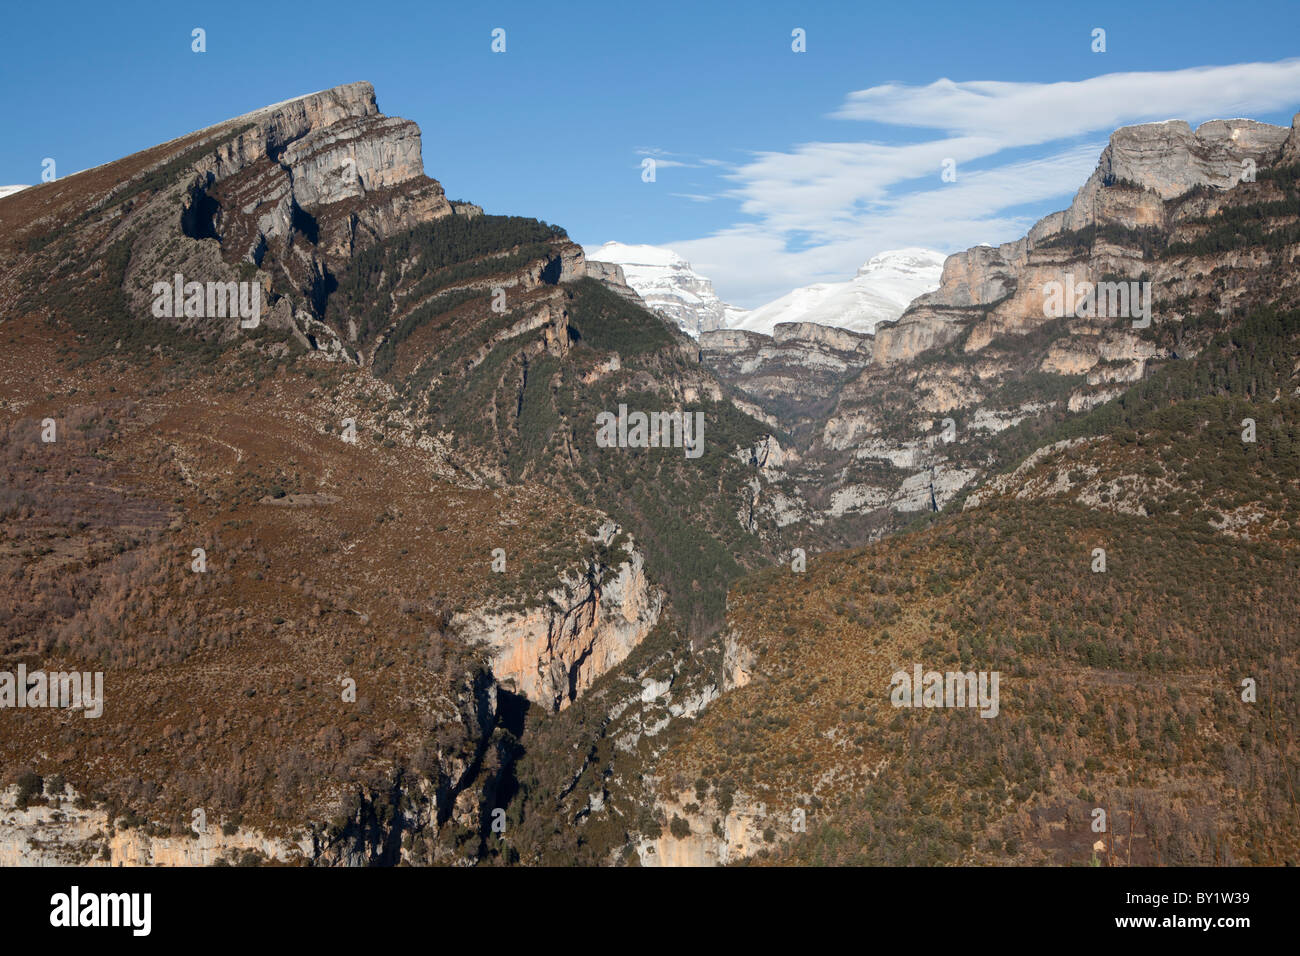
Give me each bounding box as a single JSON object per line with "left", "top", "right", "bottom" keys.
{"left": 733, "top": 248, "right": 946, "bottom": 336}
{"left": 582, "top": 241, "right": 741, "bottom": 337}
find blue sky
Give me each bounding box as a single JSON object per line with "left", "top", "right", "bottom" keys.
{"left": 2, "top": 0, "right": 1298, "bottom": 306}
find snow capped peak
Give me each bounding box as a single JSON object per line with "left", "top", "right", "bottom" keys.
{"left": 0, "top": 185, "right": 30, "bottom": 201}
{"left": 586, "top": 241, "right": 688, "bottom": 270}
{"left": 856, "top": 247, "right": 948, "bottom": 278}
{"left": 583, "top": 241, "right": 737, "bottom": 337}
{"left": 732, "top": 248, "right": 946, "bottom": 337}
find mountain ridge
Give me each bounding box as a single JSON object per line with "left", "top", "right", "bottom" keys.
{"left": 2, "top": 81, "right": 1298, "bottom": 868}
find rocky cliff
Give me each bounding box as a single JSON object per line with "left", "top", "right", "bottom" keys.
{"left": 0, "top": 786, "right": 313, "bottom": 866}
{"left": 700, "top": 321, "right": 873, "bottom": 438}
{"left": 453, "top": 527, "right": 664, "bottom": 711}
{"left": 584, "top": 259, "right": 649, "bottom": 306}
{"left": 876, "top": 117, "right": 1296, "bottom": 368}
{"left": 698, "top": 112, "right": 1300, "bottom": 561}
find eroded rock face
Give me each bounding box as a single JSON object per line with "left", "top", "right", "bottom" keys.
{"left": 585, "top": 259, "right": 648, "bottom": 306}
{"left": 281, "top": 115, "right": 426, "bottom": 206}
{"left": 196, "top": 82, "right": 452, "bottom": 256}
{"left": 205, "top": 93, "right": 451, "bottom": 275}
{"left": 636, "top": 787, "right": 781, "bottom": 867}
{"left": 872, "top": 116, "right": 1295, "bottom": 370}
{"left": 722, "top": 632, "right": 756, "bottom": 691}
{"left": 113, "top": 81, "right": 459, "bottom": 349}
{"left": 1282, "top": 112, "right": 1300, "bottom": 163}
{"left": 0, "top": 789, "right": 313, "bottom": 866}
{"left": 0, "top": 778, "right": 316, "bottom": 866}
{"left": 1072, "top": 119, "right": 1290, "bottom": 209}
{"left": 872, "top": 308, "right": 968, "bottom": 366}
{"left": 700, "top": 322, "right": 873, "bottom": 433}
{"left": 453, "top": 535, "right": 664, "bottom": 712}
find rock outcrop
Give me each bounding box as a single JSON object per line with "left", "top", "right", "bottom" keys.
{"left": 52, "top": 81, "right": 467, "bottom": 350}
{"left": 453, "top": 529, "right": 663, "bottom": 711}
{"left": 701, "top": 321, "right": 873, "bottom": 434}
{"left": 874, "top": 116, "right": 1296, "bottom": 368}
{"left": 0, "top": 787, "right": 313, "bottom": 866}
{"left": 585, "top": 259, "right": 648, "bottom": 306}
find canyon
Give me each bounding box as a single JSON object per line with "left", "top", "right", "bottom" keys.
{"left": 2, "top": 81, "right": 1298, "bottom": 867}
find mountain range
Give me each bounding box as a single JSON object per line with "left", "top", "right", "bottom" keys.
{"left": 585, "top": 241, "right": 946, "bottom": 340}
{"left": 1, "top": 82, "right": 1297, "bottom": 868}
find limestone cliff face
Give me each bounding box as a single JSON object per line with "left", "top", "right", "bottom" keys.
{"left": 700, "top": 322, "right": 873, "bottom": 437}
{"left": 155, "top": 80, "right": 592, "bottom": 365}
{"left": 636, "top": 788, "right": 777, "bottom": 867}
{"left": 0, "top": 786, "right": 313, "bottom": 866}
{"left": 771, "top": 321, "right": 872, "bottom": 352}
{"left": 1282, "top": 112, "right": 1300, "bottom": 163}
{"left": 207, "top": 82, "right": 381, "bottom": 164}
{"left": 453, "top": 531, "right": 664, "bottom": 712}
{"left": 871, "top": 307, "right": 968, "bottom": 367}
{"left": 196, "top": 85, "right": 452, "bottom": 304}
{"left": 873, "top": 116, "right": 1296, "bottom": 369}
{"left": 584, "top": 259, "right": 649, "bottom": 307}
{"left": 197, "top": 82, "right": 449, "bottom": 246}
{"left": 97, "top": 82, "right": 460, "bottom": 348}
{"left": 722, "top": 631, "right": 756, "bottom": 691}
{"left": 1066, "top": 119, "right": 1290, "bottom": 216}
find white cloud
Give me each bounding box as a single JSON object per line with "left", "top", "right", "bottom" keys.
{"left": 675, "top": 147, "right": 1099, "bottom": 307}
{"left": 832, "top": 60, "right": 1300, "bottom": 142}
{"left": 666, "top": 60, "right": 1300, "bottom": 306}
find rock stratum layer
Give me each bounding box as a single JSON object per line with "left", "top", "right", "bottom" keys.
{"left": 0, "top": 81, "right": 779, "bottom": 867}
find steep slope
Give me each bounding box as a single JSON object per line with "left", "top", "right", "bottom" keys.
{"left": 577, "top": 118, "right": 1300, "bottom": 867}
{"left": 0, "top": 310, "right": 654, "bottom": 864}
{"left": 0, "top": 82, "right": 781, "bottom": 864}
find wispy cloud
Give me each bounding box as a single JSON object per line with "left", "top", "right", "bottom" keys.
{"left": 665, "top": 60, "right": 1300, "bottom": 307}
{"left": 832, "top": 60, "right": 1300, "bottom": 141}
{"left": 634, "top": 147, "right": 700, "bottom": 169}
